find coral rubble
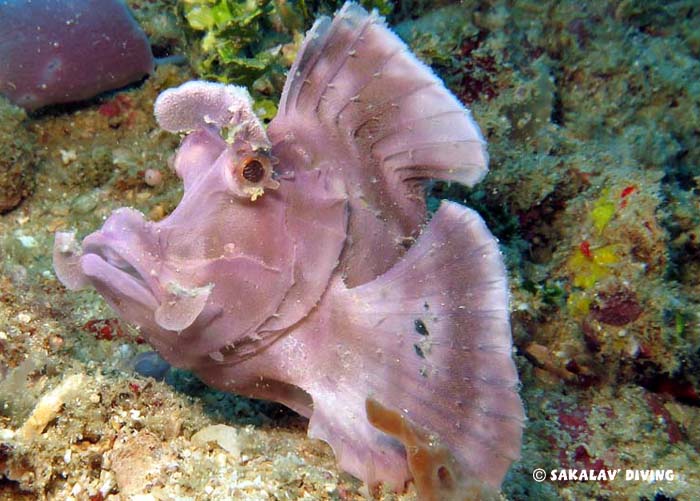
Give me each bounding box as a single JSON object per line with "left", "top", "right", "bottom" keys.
{"left": 0, "top": 0, "right": 698, "bottom": 499}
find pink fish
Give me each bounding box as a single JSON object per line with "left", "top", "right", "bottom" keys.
{"left": 54, "top": 3, "right": 523, "bottom": 498}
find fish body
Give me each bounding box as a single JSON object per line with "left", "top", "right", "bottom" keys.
{"left": 54, "top": 3, "right": 523, "bottom": 497}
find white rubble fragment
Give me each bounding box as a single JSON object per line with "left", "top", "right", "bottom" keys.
{"left": 191, "top": 424, "right": 242, "bottom": 459}
{"left": 99, "top": 468, "right": 115, "bottom": 497}
{"left": 0, "top": 428, "right": 15, "bottom": 440}
{"left": 17, "top": 312, "right": 32, "bottom": 323}
{"left": 131, "top": 495, "right": 157, "bottom": 501}
{"left": 17, "top": 234, "right": 37, "bottom": 248}
{"left": 60, "top": 148, "right": 77, "bottom": 165}
{"left": 17, "top": 374, "right": 85, "bottom": 441}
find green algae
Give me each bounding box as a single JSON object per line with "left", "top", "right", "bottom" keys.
{"left": 181, "top": 0, "right": 280, "bottom": 86}
{"left": 178, "top": 0, "right": 396, "bottom": 101}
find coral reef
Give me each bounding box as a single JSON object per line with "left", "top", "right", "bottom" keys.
{"left": 0, "top": 97, "right": 36, "bottom": 213}
{"left": 0, "top": 0, "right": 698, "bottom": 500}
{"left": 53, "top": 3, "right": 523, "bottom": 495}
{"left": 406, "top": 1, "right": 700, "bottom": 498}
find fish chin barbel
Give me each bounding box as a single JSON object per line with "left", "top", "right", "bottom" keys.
{"left": 54, "top": 3, "right": 524, "bottom": 499}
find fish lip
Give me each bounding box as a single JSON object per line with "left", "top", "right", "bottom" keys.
{"left": 81, "top": 253, "right": 160, "bottom": 312}
{"left": 81, "top": 232, "right": 160, "bottom": 306}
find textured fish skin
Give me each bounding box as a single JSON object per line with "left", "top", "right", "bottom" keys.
{"left": 53, "top": 3, "right": 523, "bottom": 495}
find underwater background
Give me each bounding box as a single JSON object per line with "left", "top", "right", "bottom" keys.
{"left": 0, "top": 0, "right": 698, "bottom": 499}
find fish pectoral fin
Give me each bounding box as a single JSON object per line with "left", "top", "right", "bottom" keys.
{"left": 155, "top": 282, "right": 213, "bottom": 331}
{"left": 315, "top": 202, "right": 523, "bottom": 495}
{"left": 307, "top": 388, "right": 411, "bottom": 492}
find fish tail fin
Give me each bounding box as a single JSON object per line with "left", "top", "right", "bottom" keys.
{"left": 307, "top": 201, "right": 524, "bottom": 495}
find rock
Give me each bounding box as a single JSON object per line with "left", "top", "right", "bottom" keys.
{"left": 0, "top": 0, "right": 154, "bottom": 110}
{"left": 109, "top": 430, "right": 167, "bottom": 497}
{"left": 0, "top": 97, "right": 35, "bottom": 213}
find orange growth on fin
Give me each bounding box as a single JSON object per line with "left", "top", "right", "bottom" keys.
{"left": 365, "top": 398, "right": 500, "bottom": 501}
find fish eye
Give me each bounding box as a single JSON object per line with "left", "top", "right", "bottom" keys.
{"left": 236, "top": 155, "right": 270, "bottom": 186}
{"left": 225, "top": 153, "right": 279, "bottom": 201}
{"left": 241, "top": 158, "right": 265, "bottom": 183}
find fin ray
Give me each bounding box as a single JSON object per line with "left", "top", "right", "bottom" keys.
{"left": 270, "top": 3, "right": 489, "bottom": 285}
{"left": 306, "top": 201, "right": 523, "bottom": 493}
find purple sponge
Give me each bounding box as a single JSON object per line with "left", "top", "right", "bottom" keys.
{"left": 0, "top": 0, "right": 154, "bottom": 110}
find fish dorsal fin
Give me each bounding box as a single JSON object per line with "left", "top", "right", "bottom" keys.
{"left": 275, "top": 2, "right": 487, "bottom": 186}
{"left": 269, "top": 3, "right": 488, "bottom": 286}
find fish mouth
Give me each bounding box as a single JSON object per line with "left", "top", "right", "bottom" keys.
{"left": 81, "top": 234, "right": 159, "bottom": 312}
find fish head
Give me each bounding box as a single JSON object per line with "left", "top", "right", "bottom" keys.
{"left": 53, "top": 83, "right": 297, "bottom": 363}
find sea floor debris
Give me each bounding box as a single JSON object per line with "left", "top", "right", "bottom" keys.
{"left": 1, "top": 0, "right": 699, "bottom": 500}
